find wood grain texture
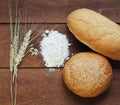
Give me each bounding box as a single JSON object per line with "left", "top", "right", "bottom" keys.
{"left": 101, "top": 8, "right": 120, "bottom": 23}
{"left": 0, "top": 69, "right": 120, "bottom": 105}
{"left": 0, "top": 24, "right": 120, "bottom": 68}
{"left": 0, "top": 0, "right": 120, "bottom": 23}
{"left": 0, "top": 0, "right": 120, "bottom": 105}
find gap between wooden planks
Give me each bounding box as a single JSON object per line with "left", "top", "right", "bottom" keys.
{"left": 0, "top": 23, "right": 120, "bottom": 68}
{"left": 0, "top": 0, "right": 120, "bottom": 23}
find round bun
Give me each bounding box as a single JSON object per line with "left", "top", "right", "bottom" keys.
{"left": 63, "top": 52, "right": 112, "bottom": 97}
{"left": 67, "top": 8, "right": 120, "bottom": 60}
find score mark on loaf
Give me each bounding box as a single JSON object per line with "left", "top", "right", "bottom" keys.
{"left": 67, "top": 8, "right": 120, "bottom": 60}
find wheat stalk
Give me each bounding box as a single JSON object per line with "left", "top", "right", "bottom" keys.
{"left": 10, "top": 34, "right": 19, "bottom": 105}
{"left": 10, "top": 28, "right": 32, "bottom": 105}
{"left": 9, "top": 1, "right": 18, "bottom": 105}
{"left": 14, "top": 29, "right": 32, "bottom": 77}
{"left": 11, "top": 28, "right": 32, "bottom": 105}
{"left": 9, "top": 1, "right": 31, "bottom": 104}
{"left": 10, "top": 29, "right": 33, "bottom": 105}
{"left": 9, "top": 12, "right": 39, "bottom": 105}
{"left": 8, "top": 0, "right": 47, "bottom": 104}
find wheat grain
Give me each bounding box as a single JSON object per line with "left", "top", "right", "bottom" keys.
{"left": 10, "top": 34, "right": 19, "bottom": 73}
{"left": 15, "top": 29, "right": 32, "bottom": 66}
{"left": 13, "top": 29, "right": 32, "bottom": 76}
{"left": 10, "top": 45, "right": 14, "bottom": 73}
{"left": 10, "top": 29, "right": 32, "bottom": 105}
{"left": 9, "top": 0, "right": 20, "bottom": 73}
{"left": 9, "top": 7, "right": 19, "bottom": 105}
{"left": 8, "top": 0, "right": 47, "bottom": 104}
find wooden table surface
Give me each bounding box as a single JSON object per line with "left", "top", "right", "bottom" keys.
{"left": 0, "top": 0, "right": 120, "bottom": 105}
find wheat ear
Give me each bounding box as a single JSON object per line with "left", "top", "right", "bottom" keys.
{"left": 10, "top": 34, "right": 19, "bottom": 105}
{"left": 9, "top": 0, "right": 43, "bottom": 104}
{"left": 14, "top": 29, "right": 32, "bottom": 76}
{"left": 10, "top": 29, "right": 32, "bottom": 105}
{"left": 9, "top": 1, "right": 20, "bottom": 104}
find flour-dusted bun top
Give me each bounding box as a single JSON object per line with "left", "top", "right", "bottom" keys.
{"left": 63, "top": 52, "right": 113, "bottom": 97}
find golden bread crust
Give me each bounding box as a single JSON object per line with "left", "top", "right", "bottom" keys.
{"left": 67, "top": 8, "right": 120, "bottom": 60}
{"left": 63, "top": 52, "right": 112, "bottom": 97}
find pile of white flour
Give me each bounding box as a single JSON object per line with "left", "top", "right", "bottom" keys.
{"left": 40, "top": 30, "right": 71, "bottom": 70}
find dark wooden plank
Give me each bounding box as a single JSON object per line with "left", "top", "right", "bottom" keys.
{"left": 0, "top": 68, "right": 120, "bottom": 105}
{"left": 0, "top": 24, "right": 83, "bottom": 68}
{"left": 0, "top": 24, "right": 120, "bottom": 68}
{"left": 0, "top": 0, "right": 120, "bottom": 23}
{"left": 101, "top": 8, "right": 120, "bottom": 23}
{"left": 0, "top": 69, "right": 10, "bottom": 105}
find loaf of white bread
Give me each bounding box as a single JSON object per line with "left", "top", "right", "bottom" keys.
{"left": 67, "top": 8, "right": 120, "bottom": 60}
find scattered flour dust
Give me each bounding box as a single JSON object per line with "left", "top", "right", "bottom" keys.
{"left": 40, "top": 30, "right": 71, "bottom": 71}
